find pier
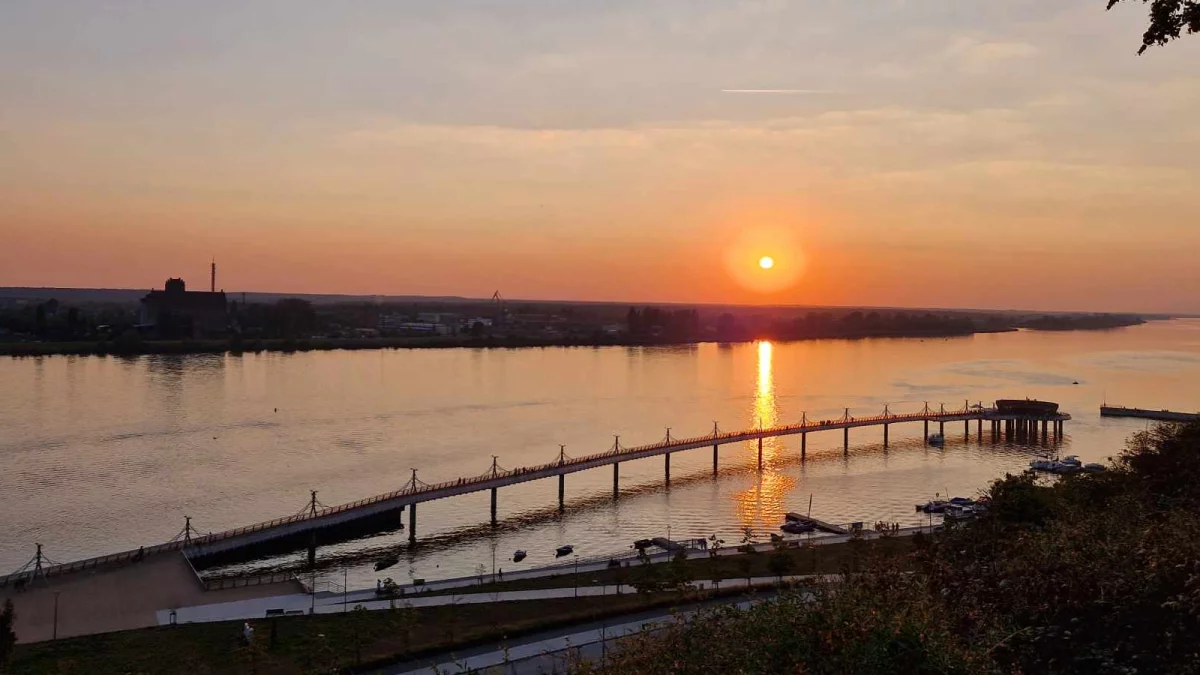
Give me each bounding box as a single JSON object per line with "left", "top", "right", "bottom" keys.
{"left": 1101, "top": 405, "right": 1200, "bottom": 423}
{"left": 0, "top": 399, "right": 1070, "bottom": 586}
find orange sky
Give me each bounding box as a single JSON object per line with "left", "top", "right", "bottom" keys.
{"left": 2, "top": 1, "right": 1199, "bottom": 312}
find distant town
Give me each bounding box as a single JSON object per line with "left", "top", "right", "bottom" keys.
{"left": 0, "top": 272, "right": 1154, "bottom": 356}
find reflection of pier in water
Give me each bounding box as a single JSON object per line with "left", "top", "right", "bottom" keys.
{"left": 0, "top": 340, "right": 1071, "bottom": 585}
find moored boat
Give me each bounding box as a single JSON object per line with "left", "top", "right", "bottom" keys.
{"left": 555, "top": 544, "right": 574, "bottom": 558}
{"left": 943, "top": 505, "right": 978, "bottom": 522}
{"left": 512, "top": 550, "right": 527, "bottom": 563}
{"left": 780, "top": 521, "right": 817, "bottom": 534}
{"left": 917, "top": 500, "right": 949, "bottom": 514}
{"left": 374, "top": 555, "right": 399, "bottom": 572}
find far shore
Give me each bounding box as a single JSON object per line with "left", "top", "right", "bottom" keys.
{"left": 0, "top": 328, "right": 1027, "bottom": 357}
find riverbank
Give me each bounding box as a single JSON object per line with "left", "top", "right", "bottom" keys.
{"left": 6, "top": 534, "right": 913, "bottom": 674}
{"left": 0, "top": 327, "right": 1018, "bottom": 357}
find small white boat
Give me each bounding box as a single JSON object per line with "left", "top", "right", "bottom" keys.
{"left": 943, "top": 505, "right": 978, "bottom": 522}
{"left": 1030, "top": 458, "right": 1059, "bottom": 471}
{"left": 512, "top": 550, "right": 527, "bottom": 563}
{"left": 555, "top": 545, "right": 574, "bottom": 558}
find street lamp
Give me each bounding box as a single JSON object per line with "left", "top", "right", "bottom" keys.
{"left": 573, "top": 554, "right": 580, "bottom": 598}
{"left": 52, "top": 591, "right": 60, "bottom": 640}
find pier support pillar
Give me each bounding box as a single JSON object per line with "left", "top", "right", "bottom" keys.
{"left": 801, "top": 433, "right": 807, "bottom": 460}
{"left": 613, "top": 463, "right": 620, "bottom": 499}
{"left": 757, "top": 438, "right": 763, "bottom": 471}
{"left": 558, "top": 474, "right": 565, "bottom": 513}
{"left": 939, "top": 421, "right": 945, "bottom": 436}
{"left": 408, "top": 504, "right": 416, "bottom": 544}
{"left": 713, "top": 444, "right": 719, "bottom": 477}
{"left": 307, "top": 533, "right": 316, "bottom": 568}
{"left": 883, "top": 424, "right": 889, "bottom": 448}
{"left": 964, "top": 420, "right": 969, "bottom": 437}
{"left": 490, "top": 488, "right": 498, "bottom": 526}
{"left": 1042, "top": 421, "right": 1048, "bottom": 443}
{"left": 978, "top": 418, "right": 983, "bottom": 438}
{"left": 843, "top": 427, "right": 849, "bottom": 454}
{"left": 923, "top": 420, "right": 929, "bottom": 443}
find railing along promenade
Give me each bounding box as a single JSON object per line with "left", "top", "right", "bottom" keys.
{"left": 1, "top": 401, "right": 1069, "bottom": 586}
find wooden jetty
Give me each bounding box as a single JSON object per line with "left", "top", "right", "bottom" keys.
{"left": 1101, "top": 405, "right": 1200, "bottom": 423}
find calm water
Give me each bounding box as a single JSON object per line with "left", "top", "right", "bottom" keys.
{"left": 3, "top": 320, "right": 1200, "bottom": 587}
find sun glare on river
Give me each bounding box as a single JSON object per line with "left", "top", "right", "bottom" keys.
{"left": 734, "top": 340, "right": 796, "bottom": 535}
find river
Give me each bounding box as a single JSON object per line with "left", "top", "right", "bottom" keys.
{"left": 2, "top": 319, "right": 1199, "bottom": 587}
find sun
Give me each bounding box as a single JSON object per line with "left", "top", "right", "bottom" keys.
{"left": 758, "top": 256, "right": 775, "bottom": 270}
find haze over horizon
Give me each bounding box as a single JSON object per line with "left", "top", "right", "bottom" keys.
{"left": 3, "top": 1, "right": 1199, "bottom": 313}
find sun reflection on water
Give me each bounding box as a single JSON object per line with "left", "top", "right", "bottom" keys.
{"left": 734, "top": 340, "right": 797, "bottom": 534}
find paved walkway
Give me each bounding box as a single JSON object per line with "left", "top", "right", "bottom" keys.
{"left": 3, "top": 552, "right": 304, "bottom": 643}
{"left": 153, "top": 526, "right": 922, "bottom": 627}
{"left": 158, "top": 575, "right": 832, "bottom": 625}
{"left": 380, "top": 596, "right": 783, "bottom": 674}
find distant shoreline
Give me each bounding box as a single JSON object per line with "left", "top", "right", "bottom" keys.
{"left": 0, "top": 317, "right": 1158, "bottom": 358}
{"left": 1, "top": 327, "right": 1026, "bottom": 357}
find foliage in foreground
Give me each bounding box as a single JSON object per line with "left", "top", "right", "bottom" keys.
{"left": 590, "top": 422, "right": 1200, "bottom": 674}
{"left": 1109, "top": 0, "right": 1200, "bottom": 53}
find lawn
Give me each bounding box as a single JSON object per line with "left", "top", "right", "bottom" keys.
{"left": 9, "top": 589, "right": 742, "bottom": 674}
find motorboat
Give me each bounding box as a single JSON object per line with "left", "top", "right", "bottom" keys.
{"left": 949, "top": 497, "right": 975, "bottom": 506}
{"left": 1030, "top": 458, "right": 1060, "bottom": 471}
{"left": 374, "top": 555, "right": 400, "bottom": 572}
{"left": 555, "top": 545, "right": 574, "bottom": 558}
{"left": 512, "top": 550, "right": 527, "bottom": 563}
{"left": 928, "top": 433, "right": 945, "bottom": 445}
{"left": 1083, "top": 463, "right": 1106, "bottom": 473}
{"left": 943, "top": 505, "right": 978, "bottom": 522}
{"left": 632, "top": 539, "right": 654, "bottom": 550}
{"left": 780, "top": 521, "right": 817, "bottom": 535}
{"left": 1061, "top": 455, "right": 1082, "bottom": 467}
{"left": 917, "top": 500, "right": 949, "bottom": 514}
{"left": 1030, "top": 457, "right": 1081, "bottom": 474}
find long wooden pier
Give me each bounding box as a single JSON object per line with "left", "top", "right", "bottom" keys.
{"left": 1, "top": 400, "right": 1070, "bottom": 586}
{"left": 1101, "top": 405, "right": 1199, "bottom": 423}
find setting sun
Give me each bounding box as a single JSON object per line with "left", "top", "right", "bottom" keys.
{"left": 758, "top": 256, "right": 774, "bottom": 270}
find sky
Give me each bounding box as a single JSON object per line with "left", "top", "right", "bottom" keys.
{"left": 1, "top": 1, "right": 1199, "bottom": 313}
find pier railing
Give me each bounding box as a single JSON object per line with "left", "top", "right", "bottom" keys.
{"left": 3, "top": 403, "right": 1058, "bottom": 585}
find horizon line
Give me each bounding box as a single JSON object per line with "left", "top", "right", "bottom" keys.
{"left": 0, "top": 285, "right": 1182, "bottom": 317}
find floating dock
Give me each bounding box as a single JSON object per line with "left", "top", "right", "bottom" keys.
{"left": 1101, "top": 405, "right": 1200, "bottom": 423}
{"left": 785, "top": 513, "right": 849, "bottom": 535}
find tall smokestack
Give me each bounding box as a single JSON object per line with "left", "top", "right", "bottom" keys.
{"left": 211, "top": 259, "right": 216, "bottom": 293}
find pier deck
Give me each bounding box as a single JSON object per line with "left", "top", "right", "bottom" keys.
{"left": 1, "top": 400, "right": 1071, "bottom": 587}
